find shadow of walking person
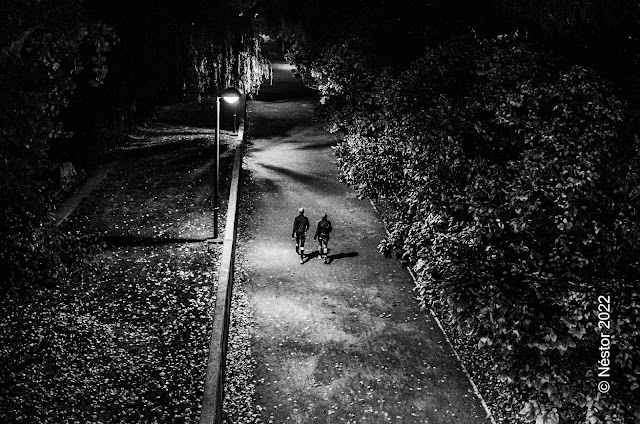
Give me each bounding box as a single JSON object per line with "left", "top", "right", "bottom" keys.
{"left": 324, "top": 251, "right": 359, "bottom": 264}
{"left": 303, "top": 250, "right": 321, "bottom": 263}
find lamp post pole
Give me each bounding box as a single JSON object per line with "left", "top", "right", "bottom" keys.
{"left": 211, "top": 87, "right": 241, "bottom": 242}
{"left": 233, "top": 102, "right": 237, "bottom": 135}
{"left": 213, "top": 95, "right": 221, "bottom": 240}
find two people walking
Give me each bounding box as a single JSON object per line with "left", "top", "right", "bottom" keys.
{"left": 292, "top": 208, "right": 332, "bottom": 264}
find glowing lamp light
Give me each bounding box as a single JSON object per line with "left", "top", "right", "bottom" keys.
{"left": 221, "top": 87, "right": 241, "bottom": 104}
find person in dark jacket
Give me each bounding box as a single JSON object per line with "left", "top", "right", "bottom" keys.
{"left": 313, "top": 213, "right": 332, "bottom": 264}
{"left": 292, "top": 207, "right": 310, "bottom": 264}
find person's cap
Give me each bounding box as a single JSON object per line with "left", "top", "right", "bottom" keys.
{"left": 298, "top": 207, "right": 304, "bottom": 214}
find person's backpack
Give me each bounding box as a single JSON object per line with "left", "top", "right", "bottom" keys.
{"left": 318, "top": 220, "right": 331, "bottom": 237}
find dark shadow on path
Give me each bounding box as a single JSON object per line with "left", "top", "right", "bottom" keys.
{"left": 325, "top": 252, "right": 359, "bottom": 264}
{"left": 300, "top": 251, "right": 359, "bottom": 264}
{"left": 294, "top": 139, "right": 336, "bottom": 150}
{"left": 261, "top": 163, "right": 323, "bottom": 184}
{"left": 301, "top": 251, "right": 320, "bottom": 263}
{"left": 253, "top": 83, "right": 316, "bottom": 103}
{"left": 257, "top": 163, "right": 339, "bottom": 196}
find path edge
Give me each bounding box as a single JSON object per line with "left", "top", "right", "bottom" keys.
{"left": 199, "top": 120, "right": 245, "bottom": 424}
{"left": 54, "top": 156, "right": 122, "bottom": 227}
{"left": 368, "top": 198, "right": 498, "bottom": 424}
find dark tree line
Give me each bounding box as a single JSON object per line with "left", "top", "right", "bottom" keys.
{"left": 257, "top": 0, "right": 640, "bottom": 84}
{"left": 487, "top": 0, "right": 640, "bottom": 74}
{"left": 70, "top": 0, "right": 267, "bottom": 163}
{"left": 1, "top": 0, "right": 269, "bottom": 294}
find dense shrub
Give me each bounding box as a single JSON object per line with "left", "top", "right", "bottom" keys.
{"left": 314, "top": 36, "right": 639, "bottom": 423}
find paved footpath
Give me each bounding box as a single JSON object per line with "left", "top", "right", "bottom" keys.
{"left": 240, "top": 54, "right": 492, "bottom": 423}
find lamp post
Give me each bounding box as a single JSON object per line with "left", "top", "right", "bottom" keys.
{"left": 212, "top": 87, "right": 241, "bottom": 241}
{"left": 233, "top": 102, "right": 238, "bottom": 135}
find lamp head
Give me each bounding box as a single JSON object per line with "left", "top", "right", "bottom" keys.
{"left": 221, "top": 87, "right": 241, "bottom": 104}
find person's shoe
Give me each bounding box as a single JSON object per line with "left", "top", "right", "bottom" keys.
{"left": 300, "top": 257, "right": 304, "bottom": 264}
{"left": 324, "top": 258, "right": 330, "bottom": 264}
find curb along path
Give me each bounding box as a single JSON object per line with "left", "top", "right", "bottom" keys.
{"left": 200, "top": 122, "right": 245, "bottom": 424}
{"left": 239, "top": 55, "right": 493, "bottom": 422}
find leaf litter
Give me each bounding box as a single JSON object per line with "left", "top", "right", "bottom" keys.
{"left": 1, "top": 117, "right": 238, "bottom": 423}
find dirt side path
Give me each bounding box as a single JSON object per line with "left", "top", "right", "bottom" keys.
{"left": 238, "top": 54, "right": 492, "bottom": 423}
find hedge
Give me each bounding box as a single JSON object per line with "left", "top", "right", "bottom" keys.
{"left": 309, "top": 35, "right": 639, "bottom": 423}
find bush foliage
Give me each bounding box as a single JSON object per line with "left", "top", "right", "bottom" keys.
{"left": 307, "top": 35, "right": 639, "bottom": 423}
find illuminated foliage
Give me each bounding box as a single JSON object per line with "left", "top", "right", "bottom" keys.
{"left": 312, "top": 35, "right": 639, "bottom": 423}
